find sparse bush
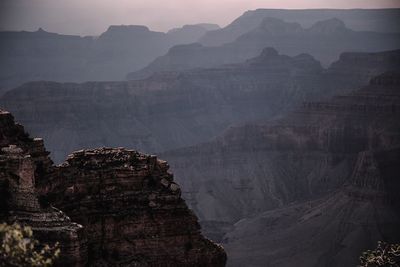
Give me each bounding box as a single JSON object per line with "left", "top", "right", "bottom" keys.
{"left": 360, "top": 241, "right": 400, "bottom": 267}
{"left": 0, "top": 223, "right": 60, "bottom": 267}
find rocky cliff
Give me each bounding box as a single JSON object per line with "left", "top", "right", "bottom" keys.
{"left": 0, "top": 110, "right": 87, "bottom": 266}
{"left": 0, "top": 110, "right": 226, "bottom": 266}
{"left": 162, "top": 72, "right": 400, "bottom": 252}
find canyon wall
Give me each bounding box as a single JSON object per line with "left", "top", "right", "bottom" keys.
{"left": 162, "top": 72, "right": 400, "bottom": 250}
{"left": 1, "top": 48, "right": 328, "bottom": 163}
{"left": 2, "top": 49, "right": 399, "bottom": 164}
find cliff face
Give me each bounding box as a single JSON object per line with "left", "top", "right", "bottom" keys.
{"left": 0, "top": 110, "right": 87, "bottom": 266}
{"left": 43, "top": 148, "right": 226, "bottom": 266}
{"left": 162, "top": 72, "right": 400, "bottom": 246}
{"left": 0, "top": 110, "right": 226, "bottom": 266}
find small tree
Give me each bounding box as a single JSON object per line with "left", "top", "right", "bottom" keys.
{"left": 0, "top": 223, "right": 60, "bottom": 267}
{"left": 360, "top": 241, "right": 400, "bottom": 267}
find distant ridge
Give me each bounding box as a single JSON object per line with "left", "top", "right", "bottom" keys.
{"left": 199, "top": 8, "right": 400, "bottom": 46}
{"left": 0, "top": 23, "right": 216, "bottom": 90}
{"left": 128, "top": 18, "right": 400, "bottom": 80}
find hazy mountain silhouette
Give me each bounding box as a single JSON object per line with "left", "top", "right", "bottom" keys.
{"left": 0, "top": 24, "right": 215, "bottom": 91}
{"left": 167, "top": 23, "right": 220, "bottom": 44}
{"left": 128, "top": 18, "right": 400, "bottom": 80}
{"left": 199, "top": 8, "right": 400, "bottom": 46}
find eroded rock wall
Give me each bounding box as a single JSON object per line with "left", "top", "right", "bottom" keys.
{"left": 0, "top": 110, "right": 227, "bottom": 266}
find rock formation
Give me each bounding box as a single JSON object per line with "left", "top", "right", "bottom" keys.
{"left": 0, "top": 110, "right": 87, "bottom": 266}
{"left": 0, "top": 110, "right": 226, "bottom": 266}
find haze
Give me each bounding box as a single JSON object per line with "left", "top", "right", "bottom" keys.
{"left": 1, "top": 0, "right": 400, "bottom": 35}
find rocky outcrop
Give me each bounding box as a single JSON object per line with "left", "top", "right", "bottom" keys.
{"left": 129, "top": 17, "right": 400, "bottom": 79}
{"left": 0, "top": 110, "right": 226, "bottom": 266}
{"left": 42, "top": 148, "right": 226, "bottom": 266}
{"left": 162, "top": 72, "right": 400, "bottom": 246}
{"left": 0, "top": 110, "right": 87, "bottom": 266}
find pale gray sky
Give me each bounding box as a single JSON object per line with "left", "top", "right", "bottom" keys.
{"left": 1, "top": 0, "right": 400, "bottom": 35}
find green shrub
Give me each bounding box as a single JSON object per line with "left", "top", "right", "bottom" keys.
{"left": 360, "top": 241, "right": 400, "bottom": 267}
{"left": 0, "top": 223, "right": 60, "bottom": 267}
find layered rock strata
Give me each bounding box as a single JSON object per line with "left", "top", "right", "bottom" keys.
{"left": 222, "top": 148, "right": 400, "bottom": 267}
{"left": 162, "top": 72, "right": 400, "bottom": 245}
{"left": 0, "top": 110, "right": 226, "bottom": 266}
{"left": 0, "top": 110, "right": 87, "bottom": 266}
{"left": 42, "top": 148, "right": 226, "bottom": 266}
{"left": 4, "top": 49, "right": 399, "bottom": 164}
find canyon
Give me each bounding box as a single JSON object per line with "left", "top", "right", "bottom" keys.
{"left": 163, "top": 72, "right": 400, "bottom": 266}
{"left": 1, "top": 8, "right": 400, "bottom": 267}
{"left": 1, "top": 49, "right": 399, "bottom": 164}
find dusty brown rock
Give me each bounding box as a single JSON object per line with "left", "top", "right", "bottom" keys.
{"left": 0, "top": 109, "right": 226, "bottom": 266}
{"left": 40, "top": 147, "right": 226, "bottom": 266}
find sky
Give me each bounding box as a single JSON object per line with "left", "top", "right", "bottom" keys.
{"left": 1, "top": 0, "right": 400, "bottom": 35}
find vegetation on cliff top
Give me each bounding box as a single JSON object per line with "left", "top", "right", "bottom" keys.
{"left": 0, "top": 223, "right": 60, "bottom": 267}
